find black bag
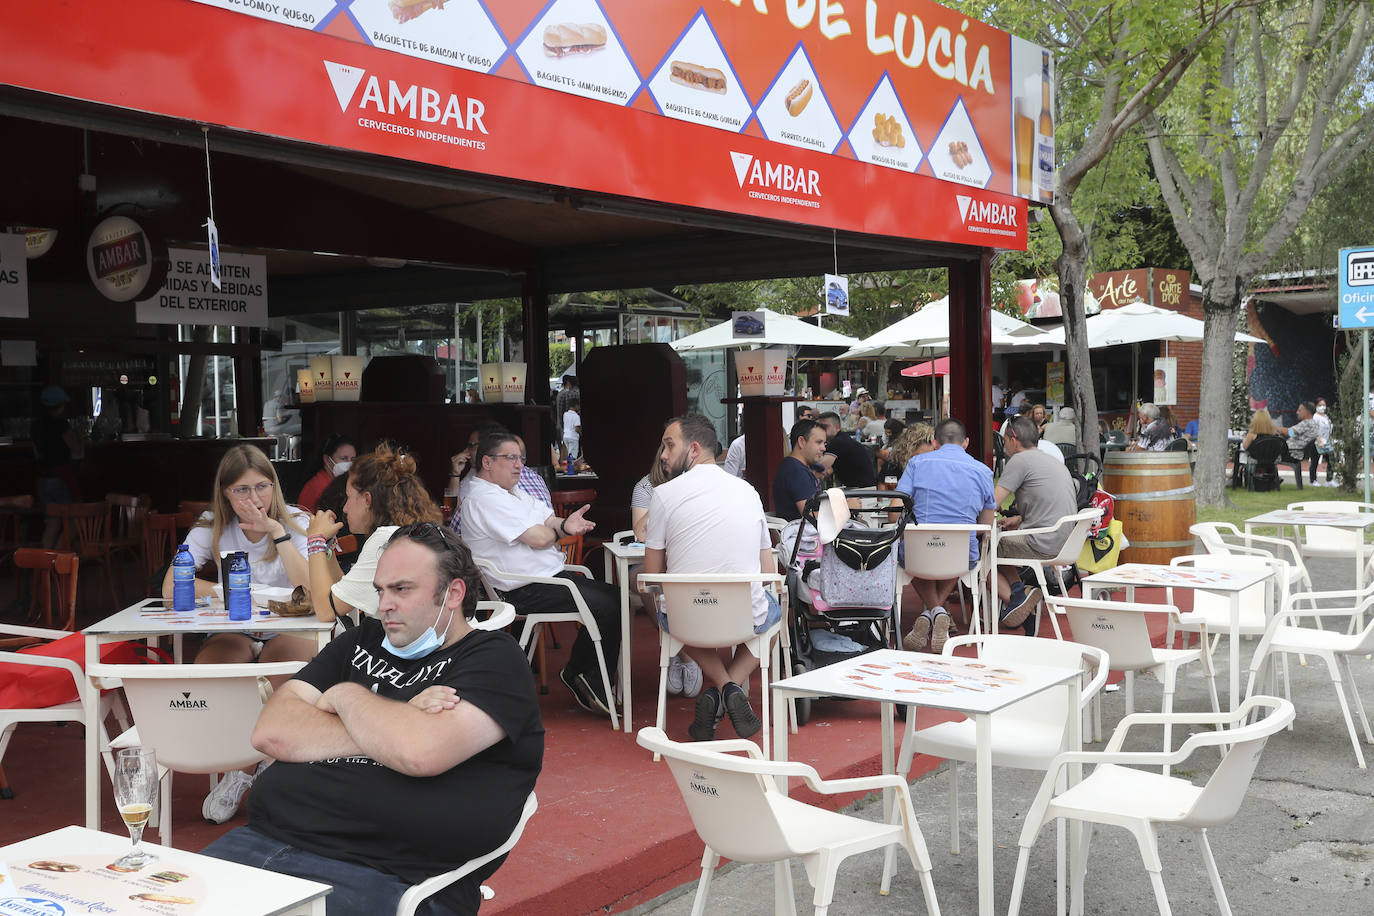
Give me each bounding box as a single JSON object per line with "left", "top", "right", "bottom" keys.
{"left": 1251, "top": 462, "right": 1279, "bottom": 491}
{"left": 832, "top": 527, "right": 896, "bottom": 571}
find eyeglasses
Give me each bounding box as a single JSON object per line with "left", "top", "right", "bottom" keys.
{"left": 227, "top": 481, "right": 275, "bottom": 498}
{"left": 491, "top": 453, "right": 525, "bottom": 465}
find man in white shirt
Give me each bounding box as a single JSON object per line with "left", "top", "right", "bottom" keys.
{"left": 643, "top": 414, "right": 780, "bottom": 741}
{"left": 722, "top": 434, "right": 747, "bottom": 478}
{"left": 461, "top": 432, "right": 620, "bottom": 718}
{"left": 562, "top": 397, "right": 581, "bottom": 461}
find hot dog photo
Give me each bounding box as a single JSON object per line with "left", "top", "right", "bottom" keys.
{"left": 784, "top": 78, "right": 812, "bottom": 117}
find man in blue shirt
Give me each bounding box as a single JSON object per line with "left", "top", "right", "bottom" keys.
{"left": 773, "top": 419, "right": 826, "bottom": 520}
{"left": 896, "top": 418, "right": 995, "bottom": 653}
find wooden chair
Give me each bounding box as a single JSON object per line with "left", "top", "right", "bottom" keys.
{"left": 142, "top": 512, "right": 194, "bottom": 596}
{"left": 105, "top": 493, "right": 149, "bottom": 600}
{"left": 47, "top": 502, "right": 118, "bottom": 611}
{"left": 178, "top": 499, "right": 212, "bottom": 519}
{"left": 12, "top": 549, "right": 80, "bottom": 631}
{"left": 550, "top": 489, "right": 596, "bottom": 518}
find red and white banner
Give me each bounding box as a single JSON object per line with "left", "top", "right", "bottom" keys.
{"left": 0, "top": 0, "right": 1029, "bottom": 248}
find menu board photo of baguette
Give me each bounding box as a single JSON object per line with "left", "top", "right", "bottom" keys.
{"left": 349, "top": 0, "right": 508, "bottom": 74}
{"left": 646, "top": 12, "right": 752, "bottom": 132}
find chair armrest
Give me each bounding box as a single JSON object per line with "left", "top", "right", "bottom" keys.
{"left": 0, "top": 623, "right": 77, "bottom": 641}
{"left": 996, "top": 510, "right": 1099, "bottom": 543}
{"left": 685, "top": 737, "right": 767, "bottom": 759}
{"left": 561, "top": 564, "right": 594, "bottom": 578}
{"left": 804, "top": 772, "right": 911, "bottom": 796}
{"left": 1102, "top": 705, "right": 1257, "bottom": 752}
{"left": 0, "top": 652, "right": 91, "bottom": 704}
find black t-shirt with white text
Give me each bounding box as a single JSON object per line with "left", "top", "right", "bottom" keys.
{"left": 247, "top": 619, "right": 543, "bottom": 915}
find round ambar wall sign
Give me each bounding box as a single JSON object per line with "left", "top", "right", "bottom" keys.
{"left": 86, "top": 215, "right": 166, "bottom": 302}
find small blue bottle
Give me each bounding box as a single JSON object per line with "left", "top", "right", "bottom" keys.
{"left": 227, "top": 551, "right": 252, "bottom": 622}
{"left": 566, "top": 453, "right": 576, "bottom": 476}
{"left": 172, "top": 545, "right": 195, "bottom": 613}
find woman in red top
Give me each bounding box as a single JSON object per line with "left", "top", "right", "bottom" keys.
{"left": 296, "top": 434, "right": 356, "bottom": 512}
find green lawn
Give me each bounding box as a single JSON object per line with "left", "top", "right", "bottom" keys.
{"left": 1193, "top": 483, "right": 1367, "bottom": 530}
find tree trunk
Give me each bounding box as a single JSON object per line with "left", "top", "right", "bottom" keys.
{"left": 1195, "top": 290, "right": 1244, "bottom": 507}
{"left": 1050, "top": 197, "right": 1098, "bottom": 457}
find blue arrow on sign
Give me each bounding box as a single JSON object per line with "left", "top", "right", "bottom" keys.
{"left": 1338, "top": 246, "right": 1374, "bottom": 330}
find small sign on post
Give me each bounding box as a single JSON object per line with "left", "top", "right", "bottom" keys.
{"left": 1341, "top": 247, "right": 1374, "bottom": 503}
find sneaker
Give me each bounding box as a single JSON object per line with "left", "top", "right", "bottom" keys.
{"left": 202, "top": 769, "right": 254, "bottom": 824}
{"left": 689, "top": 687, "right": 723, "bottom": 741}
{"left": 904, "top": 613, "right": 932, "bottom": 652}
{"left": 560, "top": 667, "right": 612, "bottom": 718}
{"left": 679, "top": 657, "right": 704, "bottom": 699}
{"left": 666, "top": 655, "right": 685, "bottom": 696}
{"left": 722, "top": 683, "right": 762, "bottom": 739}
{"left": 930, "top": 609, "right": 953, "bottom": 654}
{"left": 1001, "top": 586, "right": 1041, "bottom": 629}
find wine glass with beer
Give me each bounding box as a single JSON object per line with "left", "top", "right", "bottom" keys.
{"left": 113, "top": 748, "right": 159, "bottom": 869}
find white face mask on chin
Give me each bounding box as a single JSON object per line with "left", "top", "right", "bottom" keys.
{"left": 331, "top": 460, "right": 353, "bottom": 477}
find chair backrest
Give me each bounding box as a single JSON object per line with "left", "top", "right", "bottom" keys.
{"left": 13, "top": 548, "right": 80, "bottom": 631}
{"left": 903, "top": 524, "right": 985, "bottom": 581}
{"left": 1246, "top": 436, "right": 1285, "bottom": 464}
{"left": 639, "top": 573, "right": 780, "bottom": 649}
{"left": 1164, "top": 437, "right": 1190, "bottom": 452}
{"left": 1054, "top": 597, "right": 1169, "bottom": 671}
{"left": 550, "top": 489, "right": 596, "bottom": 518}
{"left": 1170, "top": 553, "right": 1279, "bottom": 627}
{"left": 636, "top": 727, "right": 798, "bottom": 863}
{"left": 99, "top": 661, "right": 303, "bottom": 774}
{"left": 944, "top": 634, "right": 1107, "bottom": 725}
{"left": 143, "top": 511, "right": 195, "bottom": 588}
{"left": 1046, "top": 508, "right": 1104, "bottom": 565}
{"left": 178, "top": 499, "right": 212, "bottom": 519}
{"left": 1187, "top": 696, "right": 1294, "bottom": 827}
{"left": 1287, "top": 501, "right": 1374, "bottom": 552}
{"left": 48, "top": 501, "right": 108, "bottom": 555}
{"left": 106, "top": 492, "right": 149, "bottom": 543}
{"left": 556, "top": 533, "right": 584, "bottom": 566}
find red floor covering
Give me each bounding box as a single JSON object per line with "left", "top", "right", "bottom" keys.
{"left": 0, "top": 584, "right": 1176, "bottom": 914}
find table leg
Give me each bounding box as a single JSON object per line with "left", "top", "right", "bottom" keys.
{"left": 618, "top": 557, "right": 632, "bottom": 734}
{"left": 770, "top": 686, "right": 797, "bottom": 914}
{"left": 84, "top": 634, "right": 100, "bottom": 829}
{"left": 1229, "top": 591, "right": 1241, "bottom": 712}
{"left": 772, "top": 687, "right": 791, "bottom": 794}
{"left": 1064, "top": 681, "right": 1083, "bottom": 916}
{"left": 976, "top": 712, "right": 993, "bottom": 916}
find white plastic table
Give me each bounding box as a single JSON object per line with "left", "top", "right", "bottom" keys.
{"left": 771, "top": 649, "right": 1081, "bottom": 916}
{"left": 0, "top": 825, "right": 330, "bottom": 914}
{"left": 1245, "top": 509, "right": 1374, "bottom": 594}
{"left": 81, "top": 598, "right": 334, "bottom": 830}
{"left": 1081, "top": 563, "right": 1273, "bottom": 712}
{"left": 601, "top": 539, "right": 645, "bottom": 733}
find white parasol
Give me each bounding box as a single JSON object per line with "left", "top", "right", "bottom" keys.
{"left": 836, "top": 297, "right": 1048, "bottom": 359}
{"left": 669, "top": 308, "right": 859, "bottom": 351}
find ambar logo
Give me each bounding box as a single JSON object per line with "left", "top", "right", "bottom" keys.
{"left": 324, "top": 60, "right": 488, "bottom": 134}
{"left": 955, "top": 194, "right": 1018, "bottom": 227}
{"left": 729, "top": 151, "right": 820, "bottom": 197}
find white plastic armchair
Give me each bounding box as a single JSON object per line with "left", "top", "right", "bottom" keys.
{"left": 1051, "top": 596, "right": 1221, "bottom": 774}
{"left": 0, "top": 623, "right": 128, "bottom": 801}
{"left": 636, "top": 726, "right": 941, "bottom": 916}
{"left": 1189, "top": 522, "right": 1313, "bottom": 593}
{"left": 1165, "top": 554, "right": 1285, "bottom": 658}
{"left": 396, "top": 791, "right": 537, "bottom": 915}
{"left": 1007, "top": 696, "right": 1295, "bottom": 916}
{"left": 91, "top": 660, "right": 305, "bottom": 848}
{"left": 473, "top": 557, "right": 619, "bottom": 731}
{"left": 637, "top": 572, "right": 788, "bottom": 759}
{"left": 992, "top": 507, "right": 1101, "bottom": 638}
{"left": 1245, "top": 587, "right": 1374, "bottom": 768}
{"left": 1285, "top": 500, "right": 1374, "bottom": 590}
{"left": 469, "top": 600, "right": 516, "bottom": 631}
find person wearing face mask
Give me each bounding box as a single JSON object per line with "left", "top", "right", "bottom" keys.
{"left": 203, "top": 523, "right": 543, "bottom": 916}
{"left": 296, "top": 434, "right": 357, "bottom": 512}
{"left": 305, "top": 444, "right": 444, "bottom": 623}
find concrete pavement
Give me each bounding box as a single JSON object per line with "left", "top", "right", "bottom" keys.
{"left": 633, "top": 557, "right": 1374, "bottom": 915}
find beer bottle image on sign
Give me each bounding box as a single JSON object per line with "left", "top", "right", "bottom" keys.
{"left": 1037, "top": 51, "right": 1055, "bottom": 203}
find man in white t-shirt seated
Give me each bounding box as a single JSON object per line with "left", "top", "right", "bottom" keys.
{"left": 643, "top": 413, "right": 781, "bottom": 742}
{"left": 461, "top": 432, "right": 621, "bottom": 718}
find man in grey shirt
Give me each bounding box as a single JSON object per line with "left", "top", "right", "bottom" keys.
{"left": 994, "top": 416, "right": 1079, "bottom": 631}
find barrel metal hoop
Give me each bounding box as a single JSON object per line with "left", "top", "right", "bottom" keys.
{"left": 1114, "top": 486, "right": 1197, "bottom": 501}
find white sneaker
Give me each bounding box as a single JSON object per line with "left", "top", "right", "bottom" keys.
{"left": 666, "top": 655, "right": 685, "bottom": 696}
{"left": 679, "top": 657, "right": 704, "bottom": 698}
{"left": 202, "top": 769, "right": 254, "bottom": 824}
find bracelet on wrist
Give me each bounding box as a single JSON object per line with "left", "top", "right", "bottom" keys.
{"left": 272, "top": 533, "right": 291, "bottom": 545}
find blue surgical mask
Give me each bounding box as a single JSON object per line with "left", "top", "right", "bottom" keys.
{"left": 383, "top": 604, "right": 456, "bottom": 660}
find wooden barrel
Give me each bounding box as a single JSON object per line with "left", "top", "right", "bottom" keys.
{"left": 1103, "top": 451, "right": 1196, "bottom": 565}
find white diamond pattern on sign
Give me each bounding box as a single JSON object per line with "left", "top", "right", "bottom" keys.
{"left": 929, "top": 98, "right": 992, "bottom": 189}
{"left": 646, "top": 10, "right": 752, "bottom": 133}
{"left": 755, "top": 44, "right": 842, "bottom": 155}
{"left": 350, "top": 0, "right": 508, "bottom": 74}
{"left": 186, "top": 0, "right": 336, "bottom": 30}
{"left": 848, "top": 73, "right": 922, "bottom": 173}
{"left": 514, "top": 0, "right": 641, "bottom": 106}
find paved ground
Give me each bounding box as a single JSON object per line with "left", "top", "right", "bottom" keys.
{"left": 633, "top": 557, "right": 1374, "bottom": 915}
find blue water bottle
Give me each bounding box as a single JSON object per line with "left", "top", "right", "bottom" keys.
{"left": 566, "top": 453, "right": 575, "bottom": 476}
{"left": 172, "top": 545, "right": 195, "bottom": 612}
{"left": 227, "top": 551, "right": 252, "bottom": 622}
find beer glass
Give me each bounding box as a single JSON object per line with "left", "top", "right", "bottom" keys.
{"left": 113, "top": 748, "right": 159, "bottom": 869}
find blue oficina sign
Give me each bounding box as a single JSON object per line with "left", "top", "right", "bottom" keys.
{"left": 1337, "top": 246, "right": 1374, "bottom": 329}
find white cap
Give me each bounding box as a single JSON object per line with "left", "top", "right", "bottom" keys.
{"left": 855, "top": 387, "right": 868, "bottom": 396}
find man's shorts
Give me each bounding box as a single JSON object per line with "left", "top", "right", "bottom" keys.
{"left": 998, "top": 538, "right": 1059, "bottom": 562}
{"left": 657, "top": 588, "right": 783, "bottom": 635}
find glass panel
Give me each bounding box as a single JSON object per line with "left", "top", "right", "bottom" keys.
{"left": 682, "top": 349, "right": 728, "bottom": 447}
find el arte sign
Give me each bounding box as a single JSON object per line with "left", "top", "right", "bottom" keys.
{"left": 0, "top": 233, "right": 27, "bottom": 319}
{"left": 136, "top": 248, "right": 269, "bottom": 327}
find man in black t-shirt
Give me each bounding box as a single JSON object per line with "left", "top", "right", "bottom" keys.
{"left": 203, "top": 524, "right": 543, "bottom": 916}
{"left": 817, "top": 412, "right": 877, "bottom": 488}
{"left": 772, "top": 419, "right": 826, "bottom": 520}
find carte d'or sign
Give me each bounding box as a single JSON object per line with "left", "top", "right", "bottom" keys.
{"left": 0, "top": 0, "right": 1037, "bottom": 248}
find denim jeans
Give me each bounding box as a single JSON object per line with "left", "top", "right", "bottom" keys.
{"left": 201, "top": 826, "right": 458, "bottom": 916}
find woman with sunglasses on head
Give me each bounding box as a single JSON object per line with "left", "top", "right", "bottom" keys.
{"left": 162, "top": 444, "right": 312, "bottom": 664}
{"left": 306, "top": 443, "right": 444, "bottom": 623}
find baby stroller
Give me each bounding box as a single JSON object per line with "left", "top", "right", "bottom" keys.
{"left": 780, "top": 487, "right": 913, "bottom": 725}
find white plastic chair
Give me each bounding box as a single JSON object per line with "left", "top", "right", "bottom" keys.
{"left": 1006, "top": 696, "right": 1295, "bottom": 916}
{"left": 1285, "top": 500, "right": 1374, "bottom": 596}
{"left": 395, "top": 790, "right": 537, "bottom": 915}
{"left": 93, "top": 660, "right": 305, "bottom": 848}
{"left": 0, "top": 624, "right": 128, "bottom": 800}
{"left": 636, "top": 726, "right": 941, "bottom": 916}
{"left": 474, "top": 558, "right": 619, "bottom": 731}
{"left": 992, "top": 508, "right": 1101, "bottom": 639}
{"left": 1052, "top": 596, "right": 1220, "bottom": 774}
{"left": 899, "top": 524, "right": 992, "bottom": 636}
{"left": 638, "top": 573, "right": 787, "bottom": 759}
{"left": 470, "top": 600, "right": 516, "bottom": 631}
{"left": 1245, "top": 587, "right": 1374, "bottom": 768}
{"left": 1165, "top": 554, "right": 1284, "bottom": 657}
{"left": 1189, "top": 522, "right": 1313, "bottom": 592}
